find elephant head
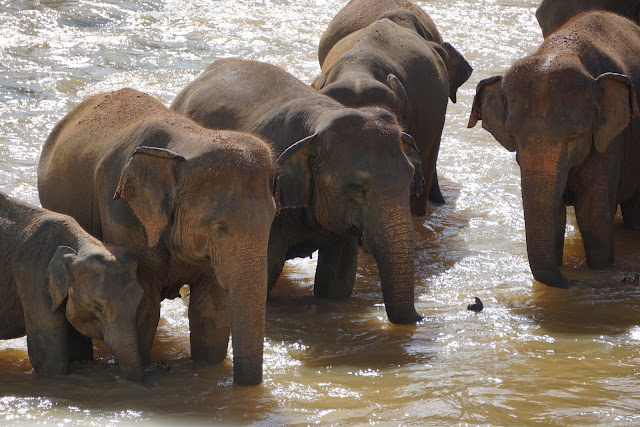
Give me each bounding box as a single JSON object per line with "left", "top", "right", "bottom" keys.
{"left": 313, "top": 73, "right": 412, "bottom": 129}
{"left": 113, "top": 133, "right": 276, "bottom": 385}
{"left": 47, "top": 244, "right": 144, "bottom": 381}
{"left": 275, "top": 108, "right": 423, "bottom": 324}
{"left": 468, "top": 55, "right": 639, "bottom": 287}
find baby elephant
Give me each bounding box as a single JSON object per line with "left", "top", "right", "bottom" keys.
{"left": 0, "top": 192, "right": 143, "bottom": 381}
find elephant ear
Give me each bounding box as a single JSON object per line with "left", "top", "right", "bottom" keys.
{"left": 114, "top": 146, "right": 186, "bottom": 247}
{"left": 594, "top": 73, "right": 640, "bottom": 153}
{"left": 441, "top": 42, "right": 473, "bottom": 103}
{"left": 468, "top": 75, "right": 516, "bottom": 152}
{"left": 47, "top": 246, "right": 77, "bottom": 312}
{"left": 311, "top": 73, "right": 327, "bottom": 91}
{"left": 275, "top": 134, "right": 317, "bottom": 211}
{"left": 400, "top": 132, "right": 424, "bottom": 198}
{"left": 387, "top": 74, "right": 412, "bottom": 128}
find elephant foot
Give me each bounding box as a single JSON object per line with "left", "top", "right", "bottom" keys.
{"left": 621, "top": 199, "right": 640, "bottom": 229}
{"left": 190, "top": 327, "right": 230, "bottom": 364}
{"left": 428, "top": 173, "right": 446, "bottom": 206}
{"left": 68, "top": 329, "right": 94, "bottom": 362}
{"left": 232, "top": 355, "right": 263, "bottom": 386}
{"left": 314, "top": 239, "right": 358, "bottom": 299}
{"left": 410, "top": 194, "right": 428, "bottom": 216}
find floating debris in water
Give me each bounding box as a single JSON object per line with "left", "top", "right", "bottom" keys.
{"left": 467, "top": 297, "right": 483, "bottom": 312}
{"left": 621, "top": 273, "right": 639, "bottom": 286}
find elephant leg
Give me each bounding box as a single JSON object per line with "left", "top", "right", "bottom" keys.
{"left": 621, "top": 192, "right": 640, "bottom": 229}
{"left": 556, "top": 203, "right": 567, "bottom": 266}
{"left": 574, "top": 149, "right": 620, "bottom": 269}
{"left": 136, "top": 292, "right": 161, "bottom": 366}
{"left": 27, "top": 329, "right": 70, "bottom": 376}
{"left": 428, "top": 168, "right": 446, "bottom": 205}
{"left": 314, "top": 237, "right": 358, "bottom": 298}
{"left": 413, "top": 113, "right": 446, "bottom": 211}
{"left": 67, "top": 327, "right": 93, "bottom": 362}
{"left": 188, "top": 275, "right": 230, "bottom": 364}
{"left": 267, "top": 225, "right": 287, "bottom": 297}
{"left": 410, "top": 194, "right": 428, "bottom": 216}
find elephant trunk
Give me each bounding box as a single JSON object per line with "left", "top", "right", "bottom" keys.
{"left": 104, "top": 327, "right": 143, "bottom": 382}
{"left": 225, "top": 245, "right": 268, "bottom": 386}
{"left": 363, "top": 199, "right": 421, "bottom": 324}
{"left": 520, "top": 140, "right": 570, "bottom": 288}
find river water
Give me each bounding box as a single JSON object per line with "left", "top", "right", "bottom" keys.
{"left": 2, "top": 0, "right": 640, "bottom": 424}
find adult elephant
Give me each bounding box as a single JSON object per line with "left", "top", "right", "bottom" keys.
{"left": 317, "top": 0, "right": 472, "bottom": 205}
{"left": 172, "top": 59, "right": 423, "bottom": 324}
{"left": 38, "top": 88, "right": 276, "bottom": 385}
{"left": 468, "top": 11, "right": 640, "bottom": 288}
{"left": 313, "top": 18, "right": 450, "bottom": 215}
{"left": 536, "top": 0, "right": 640, "bottom": 38}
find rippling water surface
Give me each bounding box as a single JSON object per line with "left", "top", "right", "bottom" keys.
{"left": 2, "top": 0, "right": 640, "bottom": 424}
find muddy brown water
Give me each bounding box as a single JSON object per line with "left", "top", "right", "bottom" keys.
{"left": 1, "top": 0, "right": 640, "bottom": 424}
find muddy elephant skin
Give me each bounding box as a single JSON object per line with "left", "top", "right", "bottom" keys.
{"left": 38, "top": 89, "right": 276, "bottom": 386}
{"left": 313, "top": 18, "right": 450, "bottom": 215}
{"left": 172, "top": 58, "right": 422, "bottom": 325}
{"left": 0, "top": 192, "right": 143, "bottom": 381}
{"left": 468, "top": 12, "right": 640, "bottom": 288}
{"left": 536, "top": 0, "right": 640, "bottom": 38}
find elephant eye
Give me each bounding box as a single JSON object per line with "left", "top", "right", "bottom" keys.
{"left": 216, "top": 222, "right": 228, "bottom": 233}
{"left": 93, "top": 302, "right": 104, "bottom": 312}
{"left": 348, "top": 183, "right": 367, "bottom": 196}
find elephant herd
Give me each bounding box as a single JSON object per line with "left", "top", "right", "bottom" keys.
{"left": 1, "top": 0, "right": 640, "bottom": 387}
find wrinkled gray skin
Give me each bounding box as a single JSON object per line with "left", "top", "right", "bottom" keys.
{"left": 468, "top": 12, "right": 640, "bottom": 288}
{"left": 317, "top": 0, "right": 472, "bottom": 205}
{"left": 313, "top": 18, "right": 450, "bottom": 215}
{"left": 536, "top": 0, "right": 640, "bottom": 38}
{"left": 172, "top": 58, "right": 423, "bottom": 324}
{"left": 38, "top": 89, "right": 275, "bottom": 386}
{"left": 0, "top": 192, "right": 143, "bottom": 381}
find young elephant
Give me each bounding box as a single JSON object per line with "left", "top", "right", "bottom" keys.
{"left": 38, "top": 88, "right": 276, "bottom": 386}
{"left": 317, "top": 0, "right": 472, "bottom": 205}
{"left": 0, "top": 192, "right": 143, "bottom": 380}
{"left": 536, "top": 0, "right": 640, "bottom": 38}
{"left": 468, "top": 11, "right": 640, "bottom": 288}
{"left": 313, "top": 18, "right": 451, "bottom": 215}
{"left": 172, "top": 58, "right": 423, "bottom": 325}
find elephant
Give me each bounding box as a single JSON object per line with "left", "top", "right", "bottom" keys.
{"left": 171, "top": 58, "right": 423, "bottom": 324}
{"left": 317, "top": 0, "right": 472, "bottom": 205}
{"left": 536, "top": 0, "right": 640, "bottom": 38}
{"left": 312, "top": 18, "right": 451, "bottom": 215}
{"left": 468, "top": 11, "right": 640, "bottom": 288}
{"left": 0, "top": 192, "right": 143, "bottom": 380}
{"left": 37, "top": 88, "right": 276, "bottom": 386}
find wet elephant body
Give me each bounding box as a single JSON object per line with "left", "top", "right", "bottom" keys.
{"left": 37, "top": 88, "right": 276, "bottom": 385}
{"left": 313, "top": 18, "right": 451, "bottom": 215}
{"left": 317, "top": 0, "right": 472, "bottom": 206}
{"left": 469, "top": 12, "right": 640, "bottom": 288}
{"left": 536, "top": 0, "right": 640, "bottom": 38}
{"left": 172, "top": 58, "right": 422, "bottom": 324}
{"left": 0, "top": 192, "right": 143, "bottom": 380}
